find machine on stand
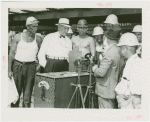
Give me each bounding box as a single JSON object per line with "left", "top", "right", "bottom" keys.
{"left": 68, "top": 50, "right": 96, "bottom": 108}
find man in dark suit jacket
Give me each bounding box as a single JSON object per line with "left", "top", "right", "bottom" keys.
{"left": 92, "top": 24, "right": 124, "bottom": 109}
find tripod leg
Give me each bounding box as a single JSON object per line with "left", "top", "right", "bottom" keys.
{"left": 67, "top": 87, "right": 78, "bottom": 108}
{"left": 79, "top": 86, "right": 85, "bottom": 108}
{"left": 91, "top": 91, "right": 94, "bottom": 108}
{"left": 83, "top": 87, "right": 89, "bottom": 103}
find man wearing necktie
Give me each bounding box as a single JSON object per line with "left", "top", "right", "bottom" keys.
{"left": 38, "top": 18, "right": 72, "bottom": 72}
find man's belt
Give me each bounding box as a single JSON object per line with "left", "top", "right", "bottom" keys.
{"left": 46, "top": 55, "right": 68, "bottom": 60}
{"left": 15, "top": 59, "right": 35, "bottom": 64}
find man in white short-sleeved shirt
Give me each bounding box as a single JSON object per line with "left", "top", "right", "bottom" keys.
{"left": 38, "top": 18, "right": 72, "bottom": 72}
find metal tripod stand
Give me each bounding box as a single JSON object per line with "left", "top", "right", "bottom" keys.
{"left": 83, "top": 56, "right": 95, "bottom": 108}
{"left": 67, "top": 59, "right": 85, "bottom": 108}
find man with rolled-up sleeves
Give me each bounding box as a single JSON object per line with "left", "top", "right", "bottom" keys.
{"left": 92, "top": 24, "right": 124, "bottom": 109}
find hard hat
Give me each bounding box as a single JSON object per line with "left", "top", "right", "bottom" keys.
{"left": 23, "top": 29, "right": 27, "bottom": 32}
{"left": 55, "top": 18, "right": 71, "bottom": 27}
{"left": 132, "top": 25, "right": 142, "bottom": 32}
{"left": 26, "top": 16, "right": 39, "bottom": 26}
{"left": 36, "top": 33, "right": 42, "bottom": 37}
{"left": 117, "top": 33, "right": 140, "bottom": 46}
{"left": 93, "top": 27, "right": 104, "bottom": 35}
{"left": 104, "top": 14, "right": 119, "bottom": 25}
{"left": 77, "top": 19, "right": 88, "bottom": 27}
{"left": 67, "top": 28, "right": 73, "bottom": 34}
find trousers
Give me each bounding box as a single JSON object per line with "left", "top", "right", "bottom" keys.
{"left": 98, "top": 96, "right": 118, "bottom": 109}
{"left": 11, "top": 60, "right": 36, "bottom": 107}
{"left": 44, "top": 58, "right": 69, "bottom": 73}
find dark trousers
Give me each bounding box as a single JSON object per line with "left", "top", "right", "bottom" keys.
{"left": 11, "top": 60, "right": 36, "bottom": 107}
{"left": 44, "top": 58, "right": 69, "bottom": 73}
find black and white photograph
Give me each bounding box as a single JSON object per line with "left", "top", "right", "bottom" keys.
{"left": 1, "top": 1, "right": 150, "bottom": 121}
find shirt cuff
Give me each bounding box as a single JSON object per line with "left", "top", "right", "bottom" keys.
{"left": 39, "top": 60, "right": 47, "bottom": 68}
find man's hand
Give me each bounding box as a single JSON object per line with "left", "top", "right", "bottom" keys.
{"left": 8, "top": 71, "right": 13, "bottom": 78}
{"left": 36, "top": 64, "right": 41, "bottom": 73}
{"left": 92, "top": 65, "right": 98, "bottom": 72}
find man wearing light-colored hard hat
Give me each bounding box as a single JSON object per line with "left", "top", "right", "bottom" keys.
{"left": 103, "top": 14, "right": 120, "bottom": 52}
{"left": 115, "top": 33, "right": 142, "bottom": 109}
{"left": 38, "top": 18, "right": 72, "bottom": 72}
{"left": 132, "top": 25, "right": 142, "bottom": 43}
{"left": 92, "top": 26, "right": 104, "bottom": 65}
{"left": 104, "top": 14, "right": 119, "bottom": 30}
{"left": 132, "top": 25, "right": 142, "bottom": 57}
{"left": 66, "top": 28, "right": 73, "bottom": 39}
{"left": 8, "top": 16, "right": 42, "bottom": 107}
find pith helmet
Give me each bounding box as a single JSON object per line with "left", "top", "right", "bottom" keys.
{"left": 104, "top": 14, "right": 119, "bottom": 25}
{"left": 117, "top": 33, "right": 140, "bottom": 46}
{"left": 93, "top": 27, "right": 104, "bottom": 35}
{"left": 132, "top": 25, "right": 142, "bottom": 32}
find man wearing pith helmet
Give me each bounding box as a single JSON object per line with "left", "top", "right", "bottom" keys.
{"left": 103, "top": 14, "right": 120, "bottom": 51}
{"left": 92, "top": 26, "right": 104, "bottom": 65}
{"left": 115, "top": 33, "right": 142, "bottom": 109}
{"left": 132, "top": 25, "right": 142, "bottom": 57}
{"left": 8, "top": 16, "right": 42, "bottom": 107}
{"left": 38, "top": 18, "right": 72, "bottom": 72}
{"left": 92, "top": 24, "right": 124, "bottom": 109}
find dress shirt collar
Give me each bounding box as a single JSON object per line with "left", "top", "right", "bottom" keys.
{"left": 56, "top": 31, "right": 66, "bottom": 38}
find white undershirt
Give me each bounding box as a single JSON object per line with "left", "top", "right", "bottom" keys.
{"left": 15, "top": 33, "right": 38, "bottom": 62}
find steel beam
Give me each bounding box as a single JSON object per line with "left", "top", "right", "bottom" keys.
{"left": 9, "top": 8, "right": 141, "bottom": 21}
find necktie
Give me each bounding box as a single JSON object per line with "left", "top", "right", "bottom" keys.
{"left": 60, "top": 35, "right": 65, "bottom": 38}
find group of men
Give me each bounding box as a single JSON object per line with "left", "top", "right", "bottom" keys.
{"left": 8, "top": 14, "right": 142, "bottom": 109}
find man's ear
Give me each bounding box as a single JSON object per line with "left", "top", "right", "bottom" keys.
{"left": 77, "top": 27, "right": 79, "bottom": 31}
{"left": 124, "top": 45, "right": 128, "bottom": 52}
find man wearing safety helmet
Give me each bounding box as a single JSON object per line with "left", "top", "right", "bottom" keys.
{"left": 8, "top": 16, "right": 42, "bottom": 107}
{"left": 92, "top": 24, "right": 124, "bottom": 109}
{"left": 72, "top": 19, "right": 95, "bottom": 59}
{"left": 115, "top": 33, "right": 142, "bottom": 109}
{"left": 132, "top": 25, "right": 142, "bottom": 57}
{"left": 92, "top": 26, "right": 104, "bottom": 65}
{"left": 103, "top": 14, "right": 120, "bottom": 51}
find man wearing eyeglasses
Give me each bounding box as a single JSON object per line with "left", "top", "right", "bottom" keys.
{"left": 72, "top": 19, "right": 95, "bottom": 60}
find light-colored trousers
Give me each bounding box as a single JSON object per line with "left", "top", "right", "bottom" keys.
{"left": 98, "top": 96, "right": 117, "bottom": 109}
